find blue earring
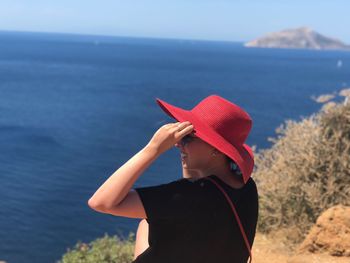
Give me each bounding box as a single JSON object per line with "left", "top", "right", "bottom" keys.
{"left": 230, "top": 161, "right": 237, "bottom": 170}
{"left": 230, "top": 160, "right": 242, "bottom": 175}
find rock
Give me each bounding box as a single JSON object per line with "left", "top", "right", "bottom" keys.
{"left": 297, "top": 205, "right": 350, "bottom": 257}
{"left": 244, "top": 26, "right": 350, "bottom": 51}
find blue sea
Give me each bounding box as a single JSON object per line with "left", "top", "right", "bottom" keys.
{"left": 0, "top": 31, "right": 349, "bottom": 263}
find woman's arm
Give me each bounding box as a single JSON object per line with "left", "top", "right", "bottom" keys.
{"left": 88, "top": 121, "right": 194, "bottom": 213}
{"left": 133, "top": 219, "right": 149, "bottom": 260}
{"left": 88, "top": 144, "right": 160, "bottom": 210}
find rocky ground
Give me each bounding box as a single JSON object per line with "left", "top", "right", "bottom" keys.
{"left": 252, "top": 232, "right": 349, "bottom": 263}
{"left": 253, "top": 205, "right": 350, "bottom": 263}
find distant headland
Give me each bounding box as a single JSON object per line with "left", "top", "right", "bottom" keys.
{"left": 244, "top": 26, "right": 350, "bottom": 51}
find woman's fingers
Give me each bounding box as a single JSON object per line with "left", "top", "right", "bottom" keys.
{"left": 148, "top": 121, "right": 194, "bottom": 154}
{"left": 182, "top": 124, "right": 194, "bottom": 132}
{"left": 170, "top": 121, "right": 190, "bottom": 128}
{"left": 176, "top": 123, "right": 194, "bottom": 137}
{"left": 169, "top": 121, "right": 192, "bottom": 133}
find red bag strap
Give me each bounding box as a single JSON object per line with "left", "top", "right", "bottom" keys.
{"left": 203, "top": 177, "right": 252, "bottom": 263}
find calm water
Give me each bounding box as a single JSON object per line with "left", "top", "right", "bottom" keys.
{"left": 0, "top": 31, "right": 349, "bottom": 263}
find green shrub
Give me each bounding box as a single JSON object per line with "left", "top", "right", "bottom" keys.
{"left": 57, "top": 232, "right": 136, "bottom": 263}
{"left": 253, "top": 88, "right": 350, "bottom": 244}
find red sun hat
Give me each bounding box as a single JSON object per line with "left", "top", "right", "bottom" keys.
{"left": 155, "top": 94, "right": 255, "bottom": 184}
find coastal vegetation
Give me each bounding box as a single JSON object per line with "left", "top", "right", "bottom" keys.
{"left": 57, "top": 233, "right": 135, "bottom": 263}
{"left": 254, "top": 88, "right": 350, "bottom": 246}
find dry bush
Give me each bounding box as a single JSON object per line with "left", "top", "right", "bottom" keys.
{"left": 253, "top": 88, "right": 350, "bottom": 245}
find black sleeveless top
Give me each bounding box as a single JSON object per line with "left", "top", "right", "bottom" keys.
{"left": 133, "top": 174, "right": 259, "bottom": 263}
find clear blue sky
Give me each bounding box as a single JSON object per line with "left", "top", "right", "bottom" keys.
{"left": 0, "top": 0, "right": 349, "bottom": 43}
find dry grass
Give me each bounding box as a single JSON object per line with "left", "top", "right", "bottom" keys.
{"left": 252, "top": 231, "right": 350, "bottom": 263}
{"left": 252, "top": 88, "right": 350, "bottom": 246}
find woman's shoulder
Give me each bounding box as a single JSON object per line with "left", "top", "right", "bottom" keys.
{"left": 201, "top": 174, "right": 257, "bottom": 191}
{"left": 162, "top": 175, "right": 258, "bottom": 200}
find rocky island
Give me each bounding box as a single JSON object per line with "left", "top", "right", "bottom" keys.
{"left": 244, "top": 26, "right": 350, "bottom": 51}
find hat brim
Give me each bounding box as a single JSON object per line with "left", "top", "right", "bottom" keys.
{"left": 155, "top": 97, "right": 254, "bottom": 184}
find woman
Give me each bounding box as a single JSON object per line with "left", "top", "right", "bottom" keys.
{"left": 88, "top": 95, "right": 259, "bottom": 263}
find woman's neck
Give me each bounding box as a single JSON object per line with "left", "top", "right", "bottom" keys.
{"left": 182, "top": 166, "right": 244, "bottom": 188}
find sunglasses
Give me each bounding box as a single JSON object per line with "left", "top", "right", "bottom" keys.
{"left": 179, "top": 133, "right": 199, "bottom": 146}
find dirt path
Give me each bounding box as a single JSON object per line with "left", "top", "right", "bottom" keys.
{"left": 252, "top": 232, "right": 349, "bottom": 263}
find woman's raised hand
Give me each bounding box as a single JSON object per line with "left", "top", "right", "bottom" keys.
{"left": 147, "top": 121, "right": 194, "bottom": 155}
